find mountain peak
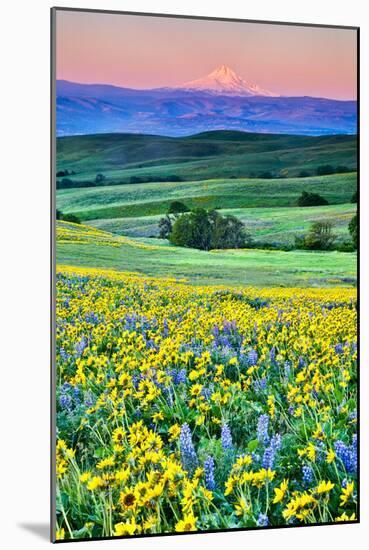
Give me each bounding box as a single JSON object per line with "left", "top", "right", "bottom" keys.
{"left": 175, "top": 65, "right": 279, "bottom": 97}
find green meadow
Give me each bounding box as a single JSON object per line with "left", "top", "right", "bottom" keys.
{"left": 57, "top": 131, "right": 357, "bottom": 184}
{"left": 56, "top": 222, "right": 356, "bottom": 288}
{"left": 56, "top": 130, "right": 357, "bottom": 288}
{"left": 57, "top": 172, "right": 356, "bottom": 221}
{"left": 88, "top": 203, "right": 356, "bottom": 245}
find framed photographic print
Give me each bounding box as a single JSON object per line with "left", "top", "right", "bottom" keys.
{"left": 51, "top": 7, "right": 359, "bottom": 542}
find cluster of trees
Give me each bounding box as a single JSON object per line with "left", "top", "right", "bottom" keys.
{"left": 159, "top": 200, "right": 357, "bottom": 252}
{"left": 159, "top": 202, "right": 250, "bottom": 251}
{"left": 297, "top": 191, "right": 328, "bottom": 207}
{"left": 295, "top": 215, "right": 357, "bottom": 251}
{"left": 227, "top": 164, "right": 353, "bottom": 180}
{"left": 316, "top": 164, "right": 351, "bottom": 176}
{"left": 56, "top": 169, "right": 76, "bottom": 177}
{"left": 56, "top": 172, "right": 185, "bottom": 189}
{"left": 56, "top": 210, "right": 81, "bottom": 224}
{"left": 129, "top": 174, "right": 183, "bottom": 184}
{"left": 56, "top": 173, "right": 106, "bottom": 189}
{"left": 297, "top": 189, "right": 357, "bottom": 207}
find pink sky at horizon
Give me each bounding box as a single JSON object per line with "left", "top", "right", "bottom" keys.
{"left": 56, "top": 10, "right": 357, "bottom": 100}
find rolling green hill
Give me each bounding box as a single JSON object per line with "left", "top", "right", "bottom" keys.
{"left": 88, "top": 203, "right": 356, "bottom": 245}
{"left": 56, "top": 130, "right": 357, "bottom": 186}
{"left": 56, "top": 172, "right": 356, "bottom": 221}
{"left": 56, "top": 221, "right": 356, "bottom": 287}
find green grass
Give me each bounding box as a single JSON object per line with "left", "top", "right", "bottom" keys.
{"left": 57, "top": 131, "right": 357, "bottom": 186}
{"left": 56, "top": 172, "right": 356, "bottom": 221}
{"left": 56, "top": 222, "right": 356, "bottom": 288}
{"left": 88, "top": 203, "right": 356, "bottom": 245}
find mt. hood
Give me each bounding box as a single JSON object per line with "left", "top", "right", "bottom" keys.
{"left": 172, "top": 65, "right": 279, "bottom": 97}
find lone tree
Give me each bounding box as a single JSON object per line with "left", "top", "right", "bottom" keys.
{"left": 168, "top": 201, "right": 189, "bottom": 215}
{"left": 158, "top": 215, "right": 173, "bottom": 239}
{"left": 348, "top": 214, "right": 357, "bottom": 249}
{"left": 298, "top": 191, "right": 328, "bottom": 207}
{"left": 170, "top": 208, "right": 212, "bottom": 250}
{"left": 297, "top": 221, "right": 336, "bottom": 250}
{"left": 209, "top": 210, "right": 250, "bottom": 249}
{"left": 169, "top": 208, "right": 250, "bottom": 251}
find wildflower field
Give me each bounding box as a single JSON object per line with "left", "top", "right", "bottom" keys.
{"left": 55, "top": 265, "right": 357, "bottom": 540}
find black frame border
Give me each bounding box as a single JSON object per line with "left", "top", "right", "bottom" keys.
{"left": 50, "top": 6, "right": 360, "bottom": 544}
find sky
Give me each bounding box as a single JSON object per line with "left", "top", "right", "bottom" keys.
{"left": 56, "top": 10, "right": 357, "bottom": 100}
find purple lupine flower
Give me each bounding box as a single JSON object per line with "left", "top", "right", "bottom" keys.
{"left": 269, "top": 346, "right": 276, "bottom": 363}
{"left": 85, "top": 311, "right": 100, "bottom": 324}
{"left": 334, "top": 439, "right": 357, "bottom": 474}
{"left": 204, "top": 456, "right": 216, "bottom": 491}
{"left": 284, "top": 361, "right": 291, "bottom": 379}
{"left": 221, "top": 423, "right": 233, "bottom": 451}
{"left": 262, "top": 434, "right": 281, "bottom": 469}
{"left": 75, "top": 336, "right": 87, "bottom": 357}
{"left": 180, "top": 423, "right": 198, "bottom": 474}
{"left": 257, "top": 414, "right": 269, "bottom": 445}
{"left": 253, "top": 377, "right": 267, "bottom": 393}
{"left": 59, "top": 347, "right": 69, "bottom": 361}
{"left": 302, "top": 465, "right": 314, "bottom": 487}
{"left": 201, "top": 385, "right": 214, "bottom": 400}
{"left": 59, "top": 393, "right": 72, "bottom": 410}
{"left": 162, "top": 318, "right": 169, "bottom": 337}
{"left": 257, "top": 513, "right": 269, "bottom": 527}
{"left": 248, "top": 349, "right": 258, "bottom": 366}
{"left": 335, "top": 343, "right": 344, "bottom": 355}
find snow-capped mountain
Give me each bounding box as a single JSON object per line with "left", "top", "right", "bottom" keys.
{"left": 173, "top": 64, "right": 279, "bottom": 97}
{"left": 56, "top": 79, "right": 357, "bottom": 137}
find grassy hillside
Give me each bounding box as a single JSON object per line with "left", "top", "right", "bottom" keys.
{"left": 56, "top": 130, "right": 357, "bottom": 185}
{"left": 88, "top": 203, "right": 356, "bottom": 245}
{"left": 56, "top": 221, "right": 356, "bottom": 288}
{"left": 56, "top": 172, "right": 356, "bottom": 221}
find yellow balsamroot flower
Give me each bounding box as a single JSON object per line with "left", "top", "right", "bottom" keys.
{"left": 175, "top": 513, "right": 198, "bottom": 532}
{"left": 340, "top": 481, "right": 355, "bottom": 506}
{"left": 56, "top": 528, "right": 65, "bottom": 540}
{"left": 273, "top": 479, "right": 289, "bottom": 504}
{"left": 152, "top": 411, "right": 164, "bottom": 422}
{"left": 168, "top": 423, "right": 181, "bottom": 441}
{"left": 115, "top": 466, "right": 131, "bottom": 484}
{"left": 283, "top": 493, "right": 317, "bottom": 521}
{"left": 312, "top": 423, "right": 325, "bottom": 440}
{"left": 114, "top": 519, "right": 137, "bottom": 536}
{"left": 143, "top": 515, "right": 157, "bottom": 531}
{"left": 190, "top": 383, "right": 203, "bottom": 397}
{"left": 335, "top": 512, "right": 356, "bottom": 522}
{"left": 196, "top": 414, "right": 205, "bottom": 426}
{"left": 79, "top": 471, "right": 91, "bottom": 483}
{"left": 112, "top": 426, "right": 126, "bottom": 449}
{"left": 298, "top": 442, "right": 316, "bottom": 462}
{"left": 267, "top": 394, "right": 276, "bottom": 418}
{"left": 314, "top": 480, "right": 334, "bottom": 495}
{"left": 96, "top": 455, "right": 115, "bottom": 470}
{"left": 87, "top": 476, "right": 104, "bottom": 491}
{"left": 252, "top": 468, "right": 276, "bottom": 488}
{"left": 224, "top": 475, "right": 238, "bottom": 496}
{"left": 235, "top": 496, "right": 250, "bottom": 517}
{"left": 119, "top": 487, "right": 137, "bottom": 509}
{"left": 326, "top": 449, "right": 335, "bottom": 464}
